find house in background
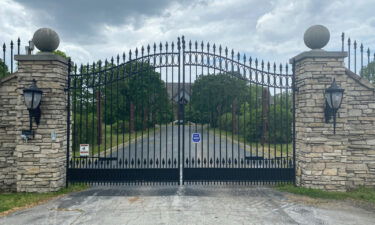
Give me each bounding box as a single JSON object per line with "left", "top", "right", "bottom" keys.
{"left": 166, "top": 83, "right": 191, "bottom": 119}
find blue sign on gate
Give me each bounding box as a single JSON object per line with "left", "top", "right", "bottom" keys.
{"left": 192, "top": 133, "right": 201, "bottom": 143}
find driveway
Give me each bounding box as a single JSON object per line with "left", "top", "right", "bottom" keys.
{"left": 1, "top": 185, "right": 374, "bottom": 225}
{"left": 107, "top": 124, "right": 277, "bottom": 169}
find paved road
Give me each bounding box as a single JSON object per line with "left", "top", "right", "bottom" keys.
{"left": 105, "top": 124, "right": 280, "bottom": 169}
{"left": 1, "top": 185, "right": 374, "bottom": 225}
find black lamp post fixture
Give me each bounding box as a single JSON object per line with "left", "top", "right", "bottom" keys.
{"left": 324, "top": 78, "right": 344, "bottom": 134}
{"left": 22, "top": 79, "right": 43, "bottom": 139}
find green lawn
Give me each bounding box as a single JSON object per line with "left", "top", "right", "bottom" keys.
{"left": 0, "top": 184, "right": 88, "bottom": 214}
{"left": 72, "top": 125, "right": 159, "bottom": 157}
{"left": 276, "top": 184, "right": 375, "bottom": 204}
{"left": 208, "top": 127, "right": 293, "bottom": 158}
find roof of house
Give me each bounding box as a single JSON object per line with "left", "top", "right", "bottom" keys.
{"left": 165, "top": 83, "right": 192, "bottom": 101}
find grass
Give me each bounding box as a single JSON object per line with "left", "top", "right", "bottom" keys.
{"left": 0, "top": 183, "right": 88, "bottom": 214}
{"left": 208, "top": 127, "right": 293, "bottom": 158}
{"left": 73, "top": 125, "right": 160, "bottom": 157}
{"left": 276, "top": 184, "right": 375, "bottom": 204}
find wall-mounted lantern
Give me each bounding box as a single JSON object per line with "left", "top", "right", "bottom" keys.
{"left": 22, "top": 79, "right": 43, "bottom": 140}
{"left": 324, "top": 78, "right": 344, "bottom": 134}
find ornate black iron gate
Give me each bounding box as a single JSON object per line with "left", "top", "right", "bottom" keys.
{"left": 66, "top": 37, "right": 295, "bottom": 185}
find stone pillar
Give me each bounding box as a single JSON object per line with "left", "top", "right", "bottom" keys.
{"left": 291, "top": 51, "right": 348, "bottom": 191}
{"left": 14, "top": 54, "right": 68, "bottom": 192}
{"left": 291, "top": 25, "right": 375, "bottom": 191}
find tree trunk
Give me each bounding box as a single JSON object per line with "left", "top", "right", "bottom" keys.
{"left": 96, "top": 91, "right": 102, "bottom": 145}
{"left": 130, "top": 102, "right": 135, "bottom": 133}
{"left": 261, "top": 88, "right": 269, "bottom": 144}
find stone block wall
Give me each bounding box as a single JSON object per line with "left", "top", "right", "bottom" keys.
{"left": 14, "top": 54, "right": 69, "bottom": 192}
{"left": 293, "top": 51, "right": 375, "bottom": 191}
{"left": 0, "top": 74, "right": 18, "bottom": 192}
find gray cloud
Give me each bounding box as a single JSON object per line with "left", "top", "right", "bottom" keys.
{"left": 3, "top": 0, "right": 375, "bottom": 67}
{"left": 13, "top": 0, "right": 193, "bottom": 44}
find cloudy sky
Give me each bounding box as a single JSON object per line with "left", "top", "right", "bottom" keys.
{"left": 1, "top": 0, "right": 375, "bottom": 67}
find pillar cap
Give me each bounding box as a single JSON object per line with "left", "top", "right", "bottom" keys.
{"left": 289, "top": 50, "right": 347, "bottom": 64}
{"left": 15, "top": 53, "right": 68, "bottom": 65}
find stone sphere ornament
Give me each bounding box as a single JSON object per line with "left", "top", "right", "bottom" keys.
{"left": 303, "top": 25, "right": 330, "bottom": 50}
{"left": 32, "top": 28, "right": 60, "bottom": 52}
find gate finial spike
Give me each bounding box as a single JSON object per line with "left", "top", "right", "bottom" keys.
{"left": 111, "top": 57, "right": 114, "bottom": 65}
{"left": 117, "top": 54, "right": 120, "bottom": 65}
{"left": 261, "top": 60, "right": 264, "bottom": 70}
{"left": 237, "top": 52, "right": 240, "bottom": 61}
{"left": 207, "top": 42, "right": 210, "bottom": 51}
{"left": 122, "top": 52, "right": 126, "bottom": 62}
{"left": 147, "top": 44, "right": 150, "bottom": 53}
{"left": 219, "top": 45, "right": 222, "bottom": 53}
{"left": 189, "top": 40, "right": 192, "bottom": 50}
{"left": 267, "top": 61, "right": 270, "bottom": 71}
{"left": 159, "top": 42, "right": 163, "bottom": 51}
{"left": 285, "top": 63, "right": 289, "bottom": 74}
{"left": 195, "top": 41, "right": 198, "bottom": 50}
{"left": 135, "top": 48, "right": 138, "bottom": 57}
{"left": 273, "top": 62, "right": 276, "bottom": 72}
{"left": 165, "top": 42, "right": 168, "bottom": 51}
{"left": 171, "top": 41, "right": 174, "bottom": 50}
{"left": 201, "top": 41, "right": 204, "bottom": 50}
{"left": 153, "top": 43, "right": 157, "bottom": 52}
{"left": 141, "top": 46, "right": 144, "bottom": 55}
{"left": 129, "top": 49, "right": 132, "bottom": 60}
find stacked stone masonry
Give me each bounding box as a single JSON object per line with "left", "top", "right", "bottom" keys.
{"left": 0, "top": 75, "right": 18, "bottom": 192}
{"left": 293, "top": 51, "right": 375, "bottom": 191}
{"left": 0, "top": 54, "right": 68, "bottom": 192}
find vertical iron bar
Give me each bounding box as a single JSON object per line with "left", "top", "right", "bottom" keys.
{"left": 292, "top": 59, "right": 296, "bottom": 185}
{"left": 182, "top": 36, "right": 186, "bottom": 183}
{"left": 348, "top": 38, "right": 351, "bottom": 70}
{"left": 116, "top": 56, "right": 120, "bottom": 168}
{"left": 360, "top": 43, "right": 363, "bottom": 75}
{"left": 177, "top": 37, "right": 181, "bottom": 184}
{"left": 66, "top": 58, "right": 71, "bottom": 187}
{"left": 341, "top": 33, "right": 344, "bottom": 52}
{"left": 354, "top": 40, "right": 357, "bottom": 73}
{"left": 104, "top": 60, "right": 108, "bottom": 162}
{"left": 10, "top": 41, "right": 13, "bottom": 73}
{"left": 110, "top": 57, "right": 114, "bottom": 166}
{"left": 2, "top": 43, "right": 5, "bottom": 77}
{"left": 17, "top": 38, "right": 20, "bottom": 55}
{"left": 92, "top": 63, "right": 96, "bottom": 164}
{"left": 140, "top": 48, "right": 144, "bottom": 169}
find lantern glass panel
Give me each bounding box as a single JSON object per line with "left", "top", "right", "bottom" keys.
{"left": 332, "top": 91, "right": 343, "bottom": 109}
{"left": 24, "top": 91, "right": 33, "bottom": 109}
{"left": 32, "top": 92, "right": 42, "bottom": 109}
{"left": 325, "top": 92, "right": 332, "bottom": 108}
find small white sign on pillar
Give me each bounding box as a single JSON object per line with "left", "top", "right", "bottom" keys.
{"left": 80, "top": 144, "right": 89, "bottom": 157}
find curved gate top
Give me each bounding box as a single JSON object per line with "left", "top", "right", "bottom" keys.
{"left": 66, "top": 36, "right": 296, "bottom": 185}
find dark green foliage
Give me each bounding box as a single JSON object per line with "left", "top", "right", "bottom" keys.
{"left": 0, "top": 59, "right": 9, "bottom": 78}
{"left": 189, "top": 74, "right": 248, "bottom": 125}
{"left": 360, "top": 61, "right": 375, "bottom": 83}
{"left": 188, "top": 73, "right": 292, "bottom": 144}
{"left": 71, "top": 60, "right": 174, "bottom": 149}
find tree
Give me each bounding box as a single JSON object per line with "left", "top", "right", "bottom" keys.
{"left": 0, "top": 59, "right": 9, "bottom": 79}
{"left": 360, "top": 61, "right": 375, "bottom": 83}
{"left": 189, "top": 74, "right": 248, "bottom": 127}
{"left": 53, "top": 50, "right": 69, "bottom": 59}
